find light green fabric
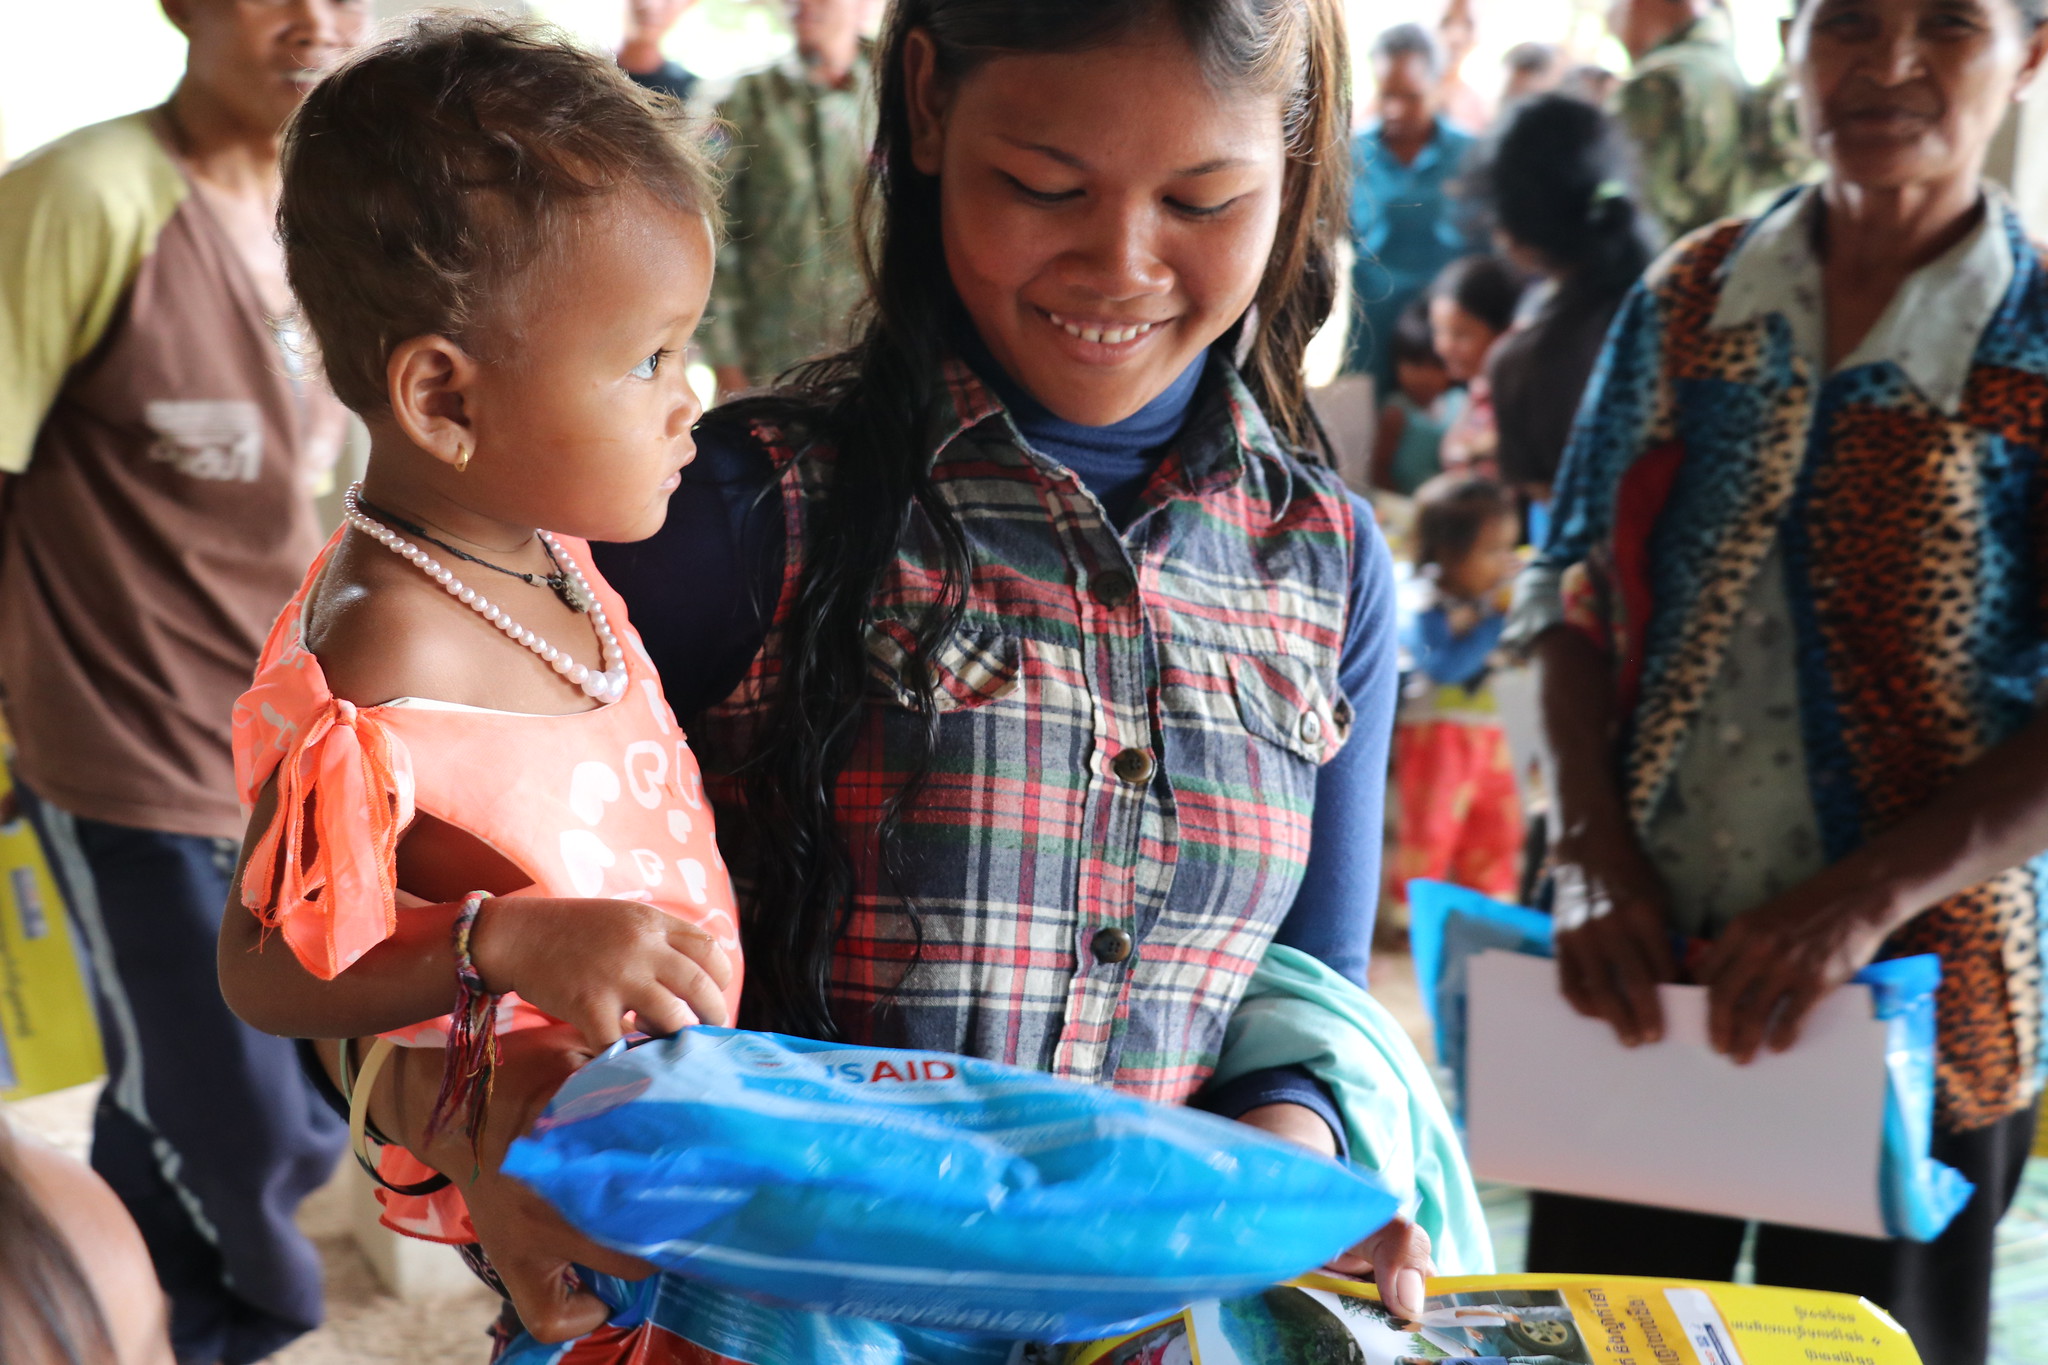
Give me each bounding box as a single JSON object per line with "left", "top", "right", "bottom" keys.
{"left": 0, "top": 111, "right": 186, "bottom": 473}
{"left": 1213, "top": 943, "right": 1495, "bottom": 1275}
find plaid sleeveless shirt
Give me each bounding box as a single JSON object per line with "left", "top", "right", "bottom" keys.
{"left": 695, "top": 358, "right": 1358, "bottom": 1102}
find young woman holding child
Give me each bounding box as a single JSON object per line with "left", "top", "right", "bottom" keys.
{"left": 1370, "top": 300, "right": 1465, "bottom": 497}
{"left": 609, "top": 0, "right": 1445, "bottom": 1312}
{"left": 218, "top": 1, "right": 1445, "bottom": 1353}
{"left": 1425, "top": 255, "right": 1522, "bottom": 482}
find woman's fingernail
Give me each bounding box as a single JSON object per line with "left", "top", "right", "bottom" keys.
{"left": 1397, "top": 1268, "right": 1426, "bottom": 1311}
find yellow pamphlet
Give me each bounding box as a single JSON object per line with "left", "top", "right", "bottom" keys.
{"left": 1060, "top": 1272, "right": 1920, "bottom": 1365}
{"left": 0, "top": 766, "right": 103, "bottom": 1101}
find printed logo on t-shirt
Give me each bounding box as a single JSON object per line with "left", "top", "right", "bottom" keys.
{"left": 144, "top": 400, "right": 263, "bottom": 482}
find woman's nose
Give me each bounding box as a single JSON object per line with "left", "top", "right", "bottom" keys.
{"left": 1064, "top": 203, "right": 1174, "bottom": 301}
{"left": 1865, "top": 20, "right": 1928, "bottom": 85}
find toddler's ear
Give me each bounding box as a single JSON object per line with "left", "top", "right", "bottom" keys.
{"left": 386, "top": 335, "right": 478, "bottom": 472}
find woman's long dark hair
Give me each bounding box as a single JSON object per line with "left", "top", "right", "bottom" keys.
{"left": 722, "top": 0, "right": 1352, "bottom": 1039}
{"left": 1471, "top": 93, "right": 1657, "bottom": 301}
{"left": 0, "top": 1128, "right": 113, "bottom": 1365}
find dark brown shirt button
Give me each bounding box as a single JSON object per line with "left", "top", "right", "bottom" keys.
{"left": 1091, "top": 571, "right": 1136, "bottom": 608}
{"left": 1091, "top": 927, "right": 1134, "bottom": 964}
{"left": 1111, "top": 747, "right": 1155, "bottom": 785}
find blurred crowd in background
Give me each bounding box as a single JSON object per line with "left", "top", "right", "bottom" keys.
{"left": 3, "top": 0, "right": 2047, "bottom": 1363}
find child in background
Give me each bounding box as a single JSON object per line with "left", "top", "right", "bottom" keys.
{"left": 1387, "top": 474, "right": 1525, "bottom": 911}
{"left": 215, "top": 16, "right": 740, "bottom": 1336}
{"left": 1371, "top": 299, "right": 1469, "bottom": 497}
{"left": 1428, "top": 255, "right": 1523, "bottom": 479}
{"left": 1, "top": 1120, "right": 172, "bottom": 1365}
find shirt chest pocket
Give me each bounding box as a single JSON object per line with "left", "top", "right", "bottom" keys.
{"left": 864, "top": 621, "right": 1022, "bottom": 714}
{"left": 1227, "top": 652, "right": 1354, "bottom": 766}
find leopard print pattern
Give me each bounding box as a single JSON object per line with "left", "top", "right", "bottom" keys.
{"left": 1623, "top": 227, "right": 1815, "bottom": 826}
{"left": 1803, "top": 396, "right": 2048, "bottom": 1127}
{"left": 1807, "top": 398, "right": 1986, "bottom": 833}
{"left": 1889, "top": 868, "right": 2034, "bottom": 1130}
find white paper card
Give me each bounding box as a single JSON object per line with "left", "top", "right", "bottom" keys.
{"left": 1465, "top": 950, "right": 1892, "bottom": 1238}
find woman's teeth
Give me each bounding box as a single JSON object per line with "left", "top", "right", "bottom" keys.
{"left": 1046, "top": 312, "right": 1160, "bottom": 346}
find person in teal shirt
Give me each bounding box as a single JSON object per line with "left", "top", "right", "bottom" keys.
{"left": 1345, "top": 23, "right": 1479, "bottom": 392}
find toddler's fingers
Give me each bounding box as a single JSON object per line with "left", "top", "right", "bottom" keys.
{"left": 622, "top": 986, "right": 699, "bottom": 1039}
{"left": 657, "top": 953, "right": 731, "bottom": 1027}
{"left": 492, "top": 1250, "right": 612, "bottom": 1345}
{"left": 563, "top": 999, "right": 626, "bottom": 1052}
{"left": 663, "top": 921, "right": 736, "bottom": 989}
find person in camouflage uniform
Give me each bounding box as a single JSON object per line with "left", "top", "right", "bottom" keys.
{"left": 1738, "top": 61, "right": 1818, "bottom": 212}
{"left": 1735, "top": 20, "right": 1819, "bottom": 214}
{"left": 1607, "top": 0, "right": 1750, "bottom": 240}
{"left": 703, "top": 0, "right": 873, "bottom": 397}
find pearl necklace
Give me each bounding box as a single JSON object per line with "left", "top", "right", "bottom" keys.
{"left": 342, "top": 484, "right": 628, "bottom": 704}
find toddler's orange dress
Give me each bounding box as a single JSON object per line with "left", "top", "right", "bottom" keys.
{"left": 232, "top": 528, "right": 743, "bottom": 1242}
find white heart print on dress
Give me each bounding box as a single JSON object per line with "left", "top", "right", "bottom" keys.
{"left": 569, "top": 761, "right": 621, "bottom": 826}
{"left": 675, "top": 745, "right": 703, "bottom": 811}
{"left": 675, "top": 858, "right": 710, "bottom": 905}
{"left": 560, "top": 829, "right": 617, "bottom": 896}
{"left": 624, "top": 741, "right": 668, "bottom": 810}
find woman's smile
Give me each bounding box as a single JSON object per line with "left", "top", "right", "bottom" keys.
{"left": 1037, "top": 306, "right": 1173, "bottom": 362}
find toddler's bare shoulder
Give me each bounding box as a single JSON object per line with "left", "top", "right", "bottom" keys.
{"left": 300, "top": 541, "right": 481, "bottom": 709}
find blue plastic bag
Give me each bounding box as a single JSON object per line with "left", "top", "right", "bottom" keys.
{"left": 1405, "top": 879, "right": 1973, "bottom": 1242}
{"left": 1406, "top": 879, "right": 1552, "bottom": 1116}
{"left": 494, "top": 1271, "right": 1020, "bottom": 1365}
{"left": 500, "top": 1028, "right": 1401, "bottom": 1343}
{"left": 1858, "top": 955, "right": 1976, "bottom": 1241}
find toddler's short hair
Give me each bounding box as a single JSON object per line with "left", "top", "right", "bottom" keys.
{"left": 1413, "top": 472, "right": 1514, "bottom": 570}
{"left": 280, "top": 13, "right": 722, "bottom": 414}
{"left": 1429, "top": 254, "right": 1523, "bottom": 337}
{"left": 1390, "top": 299, "right": 1442, "bottom": 370}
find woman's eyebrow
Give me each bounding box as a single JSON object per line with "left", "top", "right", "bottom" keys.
{"left": 1000, "top": 136, "right": 1090, "bottom": 169}
{"left": 997, "top": 136, "right": 1254, "bottom": 178}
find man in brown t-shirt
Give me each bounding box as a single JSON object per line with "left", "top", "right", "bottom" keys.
{"left": 0, "top": 2, "right": 369, "bottom": 1360}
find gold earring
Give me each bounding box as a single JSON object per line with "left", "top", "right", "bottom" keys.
{"left": 454, "top": 441, "right": 471, "bottom": 473}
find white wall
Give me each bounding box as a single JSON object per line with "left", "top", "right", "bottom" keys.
{"left": 0, "top": 1, "right": 184, "bottom": 163}
{"left": 2015, "top": 86, "right": 2048, "bottom": 238}
{"left": 0, "top": 0, "right": 790, "bottom": 165}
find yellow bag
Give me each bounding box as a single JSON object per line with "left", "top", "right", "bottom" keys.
{"left": 0, "top": 766, "right": 104, "bottom": 1101}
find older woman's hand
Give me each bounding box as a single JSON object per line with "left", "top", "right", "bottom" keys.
{"left": 1530, "top": 627, "right": 1678, "bottom": 1047}
{"left": 1696, "top": 884, "right": 1895, "bottom": 1065}
{"left": 1550, "top": 819, "right": 1678, "bottom": 1048}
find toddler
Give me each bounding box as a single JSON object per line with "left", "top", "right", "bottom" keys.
{"left": 1428, "top": 255, "right": 1523, "bottom": 480}
{"left": 217, "top": 15, "right": 740, "bottom": 1260}
{"left": 1388, "top": 474, "right": 1525, "bottom": 910}
{"left": 1372, "top": 299, "right": 1469, "bottom": 497}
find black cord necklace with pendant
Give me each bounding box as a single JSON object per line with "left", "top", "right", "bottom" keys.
{"left": 352, "top": 495, "right": 593, "bottom": 613}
